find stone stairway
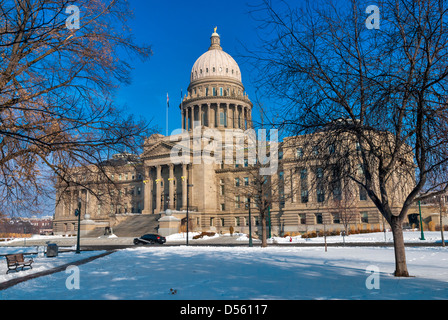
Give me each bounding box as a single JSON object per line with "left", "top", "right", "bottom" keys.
{"left": 86, "top": 214, "right": 161, "bottom": 238}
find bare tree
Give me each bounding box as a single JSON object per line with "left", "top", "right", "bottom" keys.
{"left": 0, "top": 0, "right": 154, "bottom": 216}
{"left": 331, "top": 176, "right": 360, "bottom": 237}
{"left": 247, "top": 0, "right": 448, "bottom": 277}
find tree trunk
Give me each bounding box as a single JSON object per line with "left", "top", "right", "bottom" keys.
{"left": 390, "top": 216, "right": 410, "bottom": 277}
{"left": 261, "top": 211, "right": 267, "bottom": 248}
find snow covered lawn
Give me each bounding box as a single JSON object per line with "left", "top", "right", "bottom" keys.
{"left": 1, "top": 245, "right": 447, "bottom": 300}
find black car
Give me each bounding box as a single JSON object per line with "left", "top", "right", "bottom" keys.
{"left": 134, "top": 234, "right": 166, "bottom": 245}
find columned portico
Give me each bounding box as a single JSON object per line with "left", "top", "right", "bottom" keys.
{"left": 141, "top": 163, "right": 191, "bottom": 215}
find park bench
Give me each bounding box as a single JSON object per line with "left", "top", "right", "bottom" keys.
{"left": 5, "top": 253, "right": 34, "bottom": 274}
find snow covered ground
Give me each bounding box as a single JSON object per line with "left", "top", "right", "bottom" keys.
{"left": 0, "top": 232, "right": 447, "bottom": 300}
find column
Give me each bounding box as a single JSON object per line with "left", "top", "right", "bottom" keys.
{"left": 181, "top": 109, "right": 185, "bottom": 131}
{"left": 247, "top": 106, "right": 252, "bottom": 129}
{"left": 237, "top": 106, "right": 241, "bottom": 129}
{"left": 169, "top": 164, "right": 175, "bottom": 210}
{"left": 198, "top": 105, "right": 202, "bottom": 127}
{"left": 218, "top": 104, "right": 223, "bottom": 128}
{"left": 226, "top": 103, "right": 230, "bottom": 128}
{"left": 186, "top": 107, "right": 190, "bottom": 131}
{"left": 206, "top": 104, "right": 211, "bottom": 127}
{"left": 182, "top": 164, "right": 188, "bottom": 209}
{"left": 155, "top": 165, "right": 162, "bottom": 213}
{"left": 142, "top": 166, "right": 153, "bottom": 214}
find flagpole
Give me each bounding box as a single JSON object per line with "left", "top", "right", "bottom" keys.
{"left": 166, "top": 92, "right": 169, "bottom": 136}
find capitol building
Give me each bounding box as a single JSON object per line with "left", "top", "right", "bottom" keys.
{"left": 53, "top": 29, "right": 415, "bottom": 237}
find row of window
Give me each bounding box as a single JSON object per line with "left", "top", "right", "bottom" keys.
{"left": 193, "top": 67, "right": 239, "bottom": 78}
{"left": 294, "top": 142, "right": 361, "bottom": 158}
{"left": 206, "top": 216, "right": 260, "bottom": 227}
{"left": 204, "top": 211, "right": 372, "bottom": 228}
{"left": 110, "top": 172, "right": 143, "bottom": 182}
{"left": 299, "top": 212, "right": 371, "bottom": 225}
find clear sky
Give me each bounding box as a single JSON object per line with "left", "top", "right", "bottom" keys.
{"left": 114, "top": 0, "right": 266, "bottom": 135}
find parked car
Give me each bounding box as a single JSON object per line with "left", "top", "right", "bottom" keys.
{"left": 134, "top": 234, "right": 166, "bottom": 245}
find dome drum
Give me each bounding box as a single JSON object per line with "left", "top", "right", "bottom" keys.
{"left": 181, "top": 29, "right": 252, "bottom": 132}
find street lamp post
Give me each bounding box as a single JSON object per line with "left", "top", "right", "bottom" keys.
{"left": 248, "top": 197, "right": 253, "bottom": 247}
{"left": 268, "top": 205, "right": 272, "bottom": 240}
{"left": 439, "top": 196, "right": 445, "bottom": 247}
{"left": 183, "top": 165, "right": 193, "bottom": 246}
{"left": 75, "top": 198, "right": 82, "bottom": 254}
{"left": 418, "top": 200, "right": 426, "bottom": 241}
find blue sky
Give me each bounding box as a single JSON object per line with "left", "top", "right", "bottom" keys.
{"left": 115, "top": 0, "right": 266, "bottom": 135}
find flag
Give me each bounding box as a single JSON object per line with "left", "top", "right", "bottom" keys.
{"left": 167, "top": 92, "right": 170, "bottom": 108}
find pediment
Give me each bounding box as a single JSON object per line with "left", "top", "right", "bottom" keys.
{"left": 143, "top": 141, "right": 175, "bottom": 158}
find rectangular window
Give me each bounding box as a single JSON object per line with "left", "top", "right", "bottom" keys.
{"left": 221, "top": 218, "right": 225, "bottom": 227}
{"left": 301, "top": 190, "right": 309, "bottom": 203}
{"left": 296, "top": 147, "right": 303, "bottom": 158}
{"left": 220, "top": 87, "right": 223, "bottom": 96}
{"left": 300, "top": 168, "right": 308, "bottom": 203}
{"left": 333, "top": 186, "right": 342, "bottom": 201}
{"left": 210, "top": 217, "right": 215, "bottom": 227}
{"left": 235, "top": 217, "right": 240, "bottom": 226}
{"left": 220, "top": 203, "right": 225, "bottom": 211}
{"left": 244, "top": 177, "right": 249, "bottom": 186}
{"left": 220, "top": 185, "right": 225, "bottom": 196}
{"left": 359, "top": 186, "right": 367, "bottom": 201}
{"left": 316, "top": 213, "right": 323, "bottom": 224}
{"left": 220, "top": 112, "right": 226, "bottom": 126}
{"left": 298, "top": 214, "right": 306, "bottom": 225}
{"left": 317, "top": 189, "right": 325, "bottom": 203}
{"left": 235, "top": 195, "right": 240, "bottom": 208}
{"left": 361, "top": 211, "right": 369, "bottom": 223}
{"left": 316, "top": 167, "right": 325, "bottom": 202}
{"left": 235, "top": 178, "right": 240, "bottom": 187}
{"left": 332, "top": 212, "right": 341, "bottom": 224}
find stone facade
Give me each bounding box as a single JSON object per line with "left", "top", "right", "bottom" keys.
{"left": 53, "top": 29, "right": 427, "bottom": 237}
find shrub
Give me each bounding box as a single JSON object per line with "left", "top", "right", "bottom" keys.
{"left": 301, "top": 231, "right": 317, "bottom": 239}
{"left": 193, "top": 232, "right": 216, "bottom": 240}
{"left": 428, "top": 221, "right": 436, "bottom": 231}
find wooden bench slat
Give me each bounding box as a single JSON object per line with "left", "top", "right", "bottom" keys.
{"left": 4, "top": 253, "right": 34, "bottom": 274}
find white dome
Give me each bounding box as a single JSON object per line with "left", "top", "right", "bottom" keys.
{"left": 190, "top": 32, "right": 242, "bottom": 83}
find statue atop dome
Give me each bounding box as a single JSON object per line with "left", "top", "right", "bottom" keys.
{"left": 209, "top": 27, "right": 222, "bottom": 51}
